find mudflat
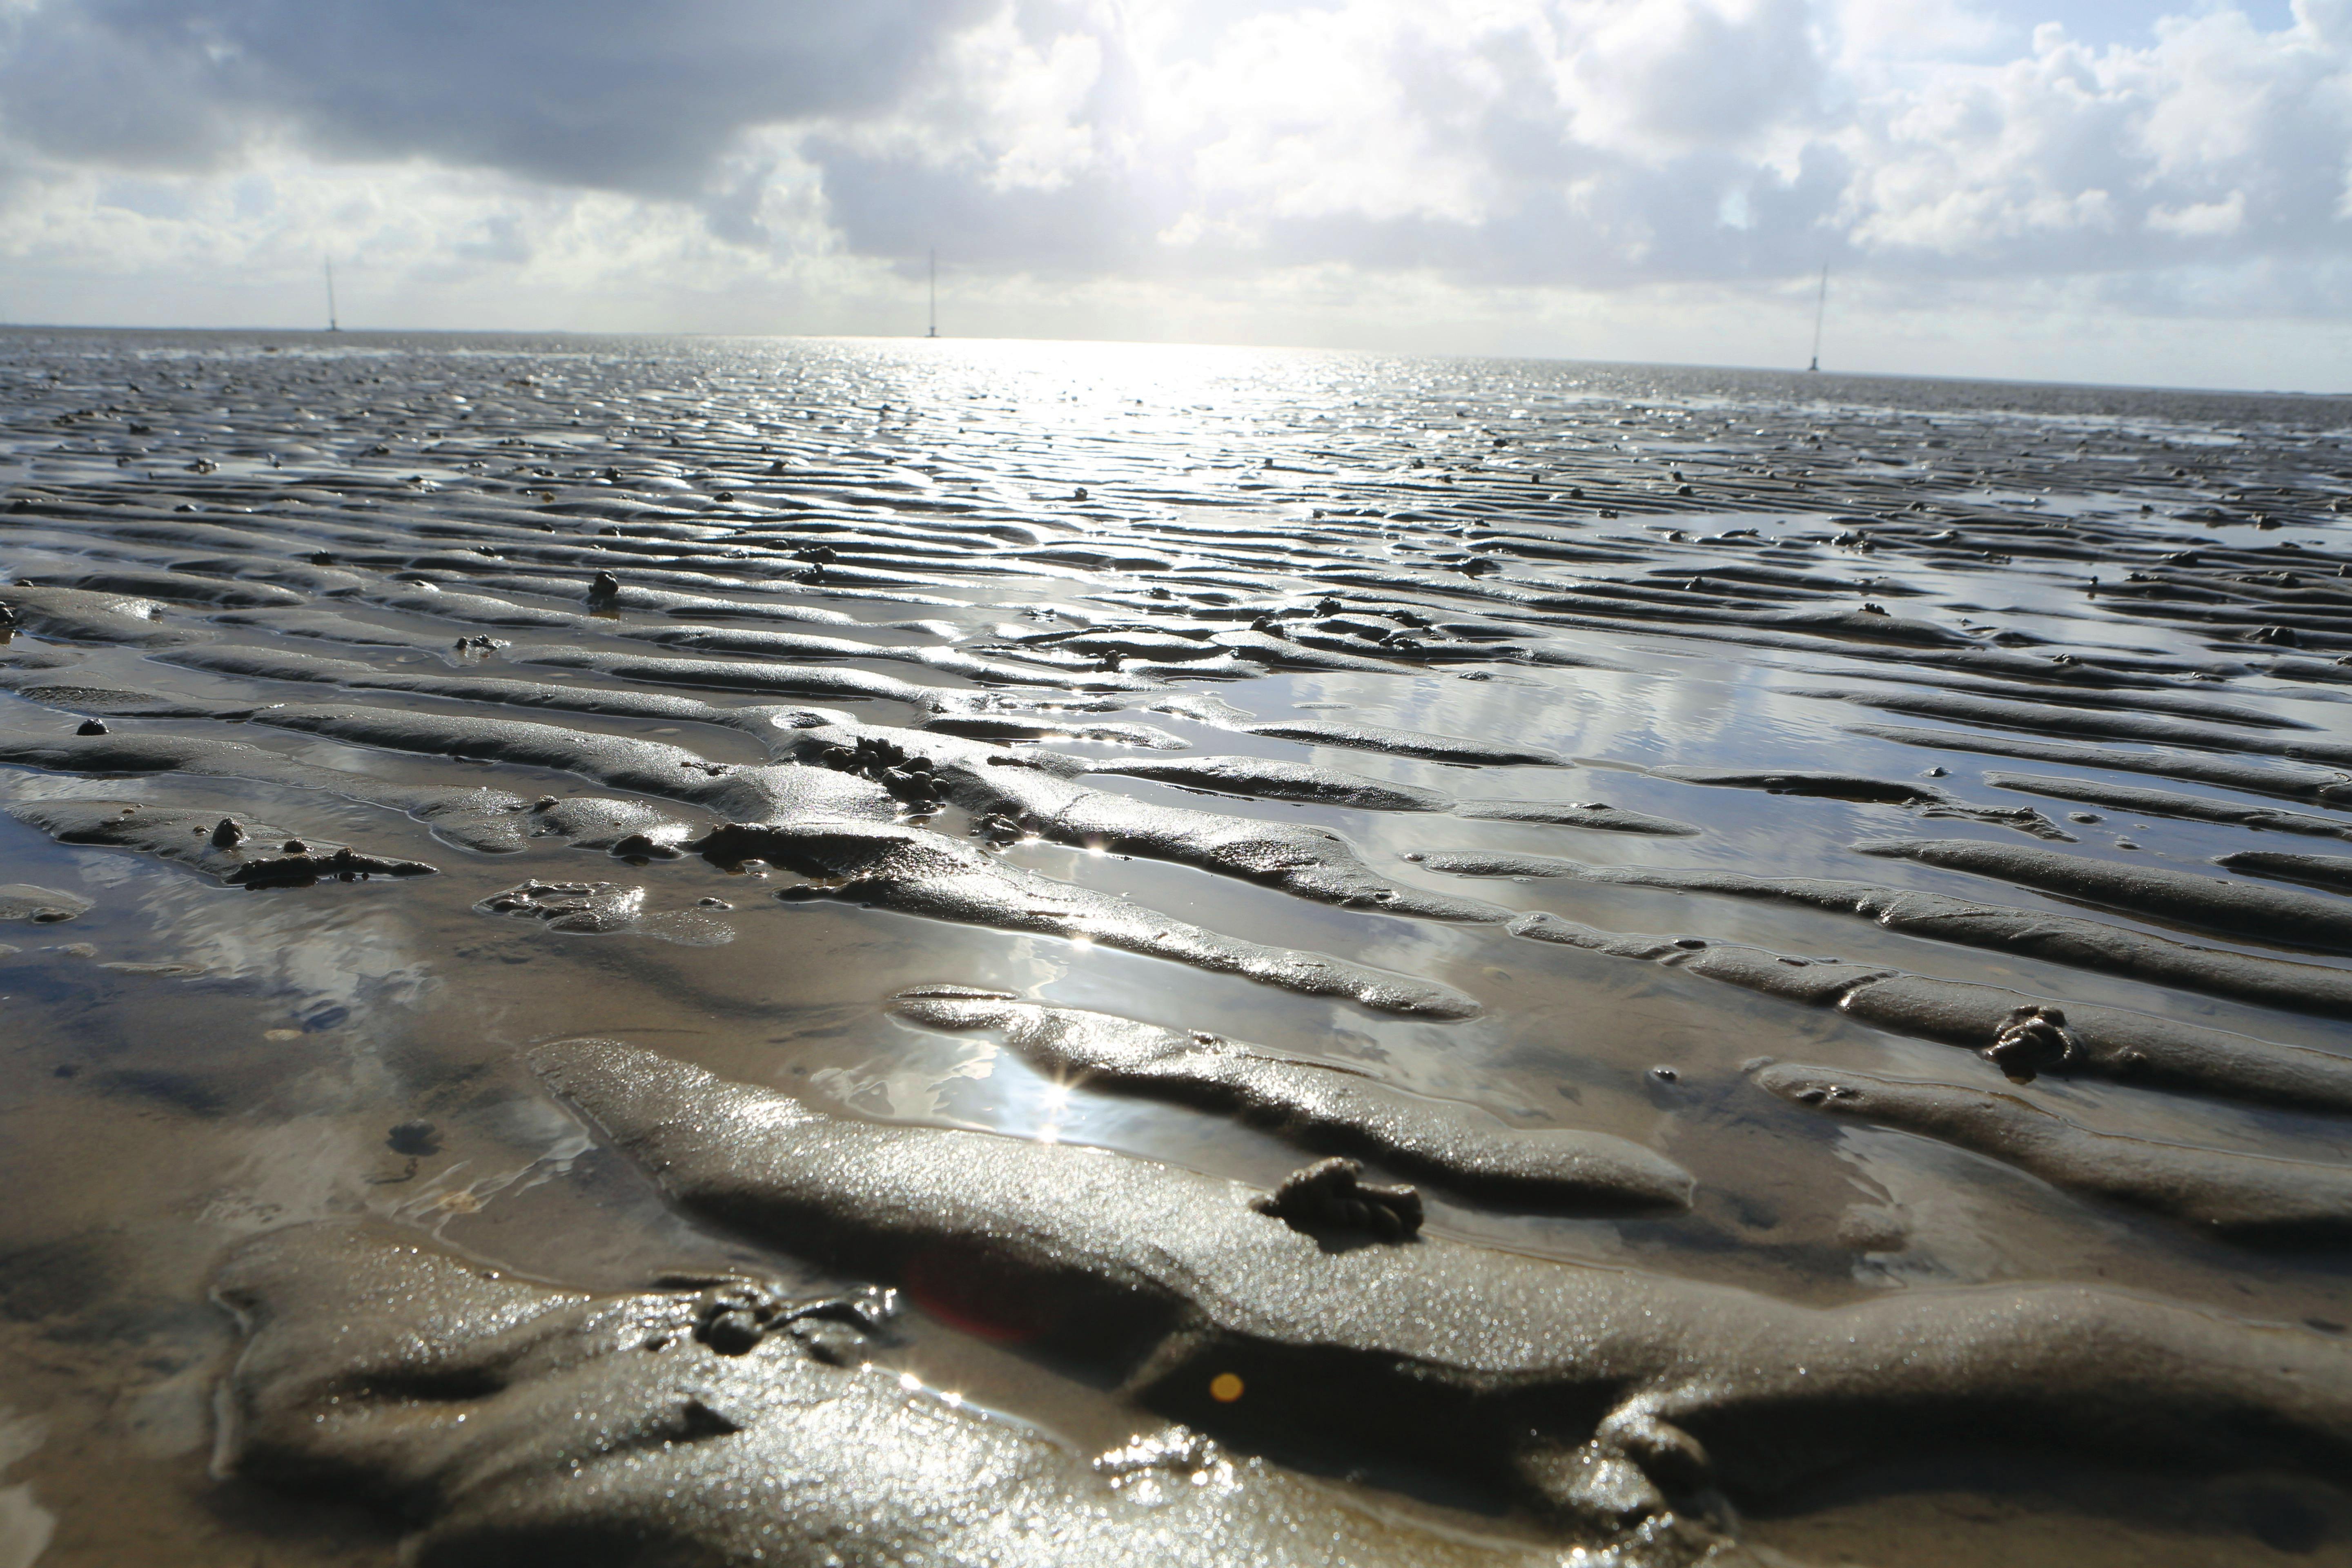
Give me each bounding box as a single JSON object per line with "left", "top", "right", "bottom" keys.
{"left": 4, "top": 327, "right": 2351, "bottom": 1567}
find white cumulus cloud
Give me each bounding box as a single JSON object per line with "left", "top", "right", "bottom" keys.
{"left": 0, "top": 0, "right": 2344, "bottom": 387}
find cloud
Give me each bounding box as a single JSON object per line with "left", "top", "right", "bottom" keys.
{"left": 0, "top": 0, "right": 2346, "bottom": 385}
{"left": 783, "top": 0, "right": 2351, "bottom": 297}
{"left": 0, "top": 0, "right": 994, "bottom": 191}
{"left": 1836, "top": 3, "right": 2352, "bottom": 272}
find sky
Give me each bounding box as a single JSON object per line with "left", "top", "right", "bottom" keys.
{"left": 0, "top": 0, "right": 2345, "bottom": 392}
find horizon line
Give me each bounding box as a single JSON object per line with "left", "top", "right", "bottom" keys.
{"left": 0, "top": 320, "right": 2342, "bottom": 403}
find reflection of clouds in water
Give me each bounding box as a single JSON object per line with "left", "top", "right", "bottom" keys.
{"left": 1837, "top": 1126, "right": 2020, "bottom": 1292}
{"left": 387, "top": 1120, "right": 598, "bottom": 1243}
{"left": 56, "top": 851, "right": 145, "bottom": 903}
{"left": 0, "top": 767, "right": 432, "bottom": 1018}
{"left": 134, "top": 887, "right": 435, "bottom": 1021}
{"left": 0, "top": 1410, "right": 54, "bottom": 1568}
{"left": 197, "top": 1114, "right": 389, "bottom": 1236}
{"left": 198, "top": 1097, "right": 601, "bottom": 1250}
{"left": 121, "top": 1356, "right": 216, "bottom": 1463}
{"left": 0, "top": 773, "right": 134, "bottom": 806}
{"left": 809, "top": 1041, "right": 999, "bottom": 1123}
{"left": 810, "top": 938, "right": 1069, "bottom": 1125}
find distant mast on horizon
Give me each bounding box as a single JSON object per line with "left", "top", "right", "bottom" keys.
{"left": 325, "top": 257, "right": 340, "bottom": 333}
{"left": 926, "top": 249, "right": 938, "bottom": 339}
{"left": 1806, "top": 264, "right": 1826, "bottom": 373}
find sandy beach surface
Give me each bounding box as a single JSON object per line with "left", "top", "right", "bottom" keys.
{"left": 4, "top": 327, "right": 2352, "bottom": 1566}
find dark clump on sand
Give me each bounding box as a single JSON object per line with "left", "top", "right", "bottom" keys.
{"left": 11, "top": 799, "right": 437, "bottom": 888}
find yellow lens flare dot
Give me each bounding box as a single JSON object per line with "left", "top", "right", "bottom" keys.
{"left": 1209, "top": 1372, "right": 1244, "bottom": 1403}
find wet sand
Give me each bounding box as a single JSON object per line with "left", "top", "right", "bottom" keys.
{"left": 2, "top": 327, "right": 2351, "bottom": 1565}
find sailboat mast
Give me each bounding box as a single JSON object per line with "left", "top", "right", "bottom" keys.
{"left": 1807, "top": 264, "right": 1826, "bottom": 372}
{"left": 325, "top": 258, "right": 340, "bottom": 333}
{"left": 927, "top": 249, "right": 938, "bottom": 339}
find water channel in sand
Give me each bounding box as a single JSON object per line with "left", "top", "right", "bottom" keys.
{"left": 2, "top": 327, "right": 2351, "bottom": 1564}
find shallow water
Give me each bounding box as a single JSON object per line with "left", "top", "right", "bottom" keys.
{"left": 3, "top": 327, "right": 2352, "bottom": 1564}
